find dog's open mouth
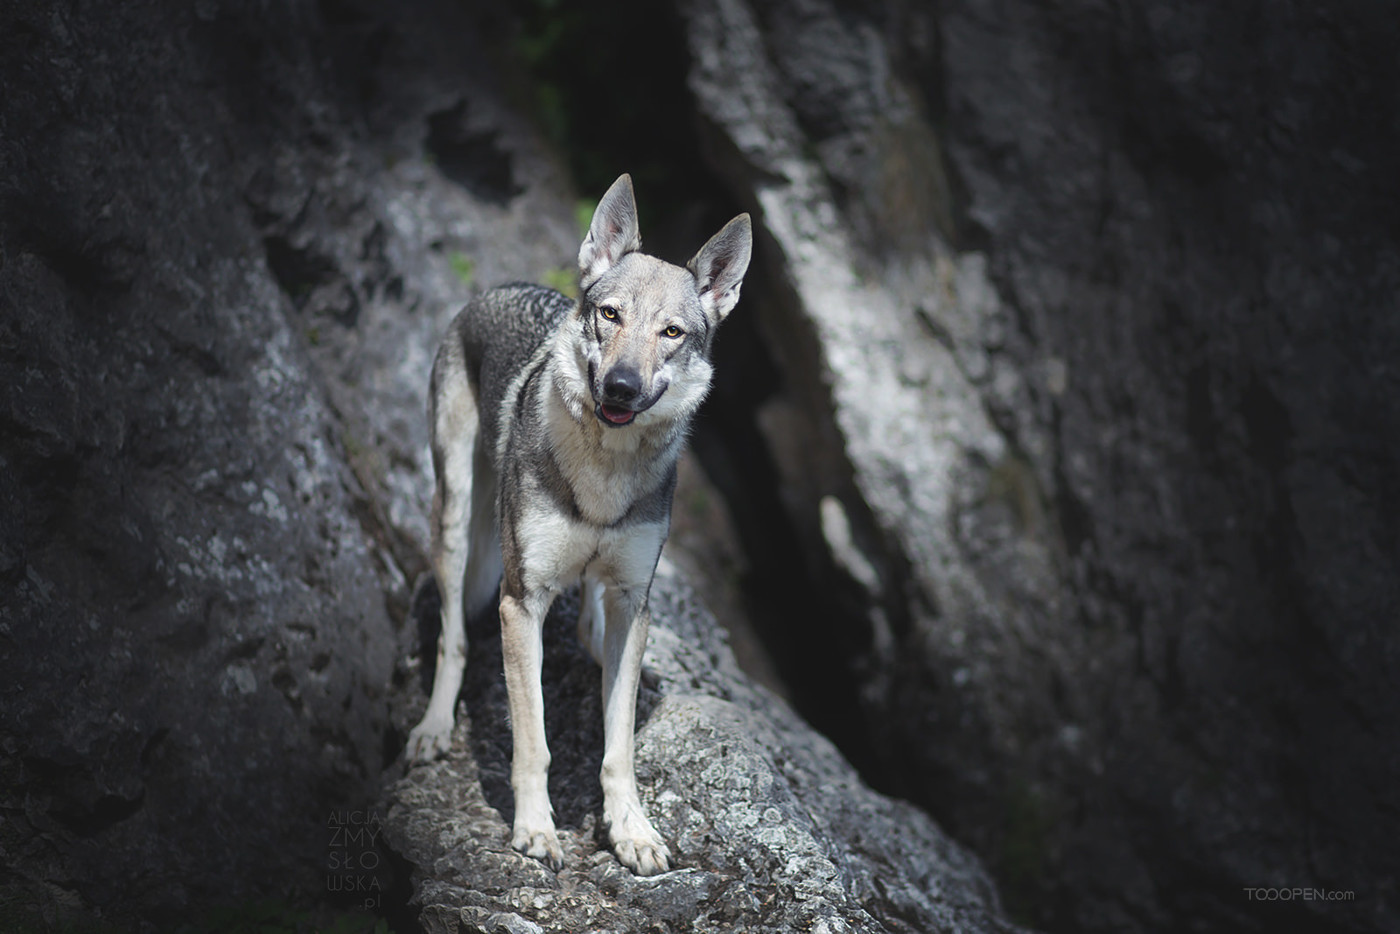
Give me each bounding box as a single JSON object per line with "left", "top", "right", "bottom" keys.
{"left": 597, "top": 403, "right": 637, "bottom": 427}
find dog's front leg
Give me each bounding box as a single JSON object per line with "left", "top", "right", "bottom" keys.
{"left": 500, "top": 589, "right": 563, "bottom": 870}
{"left": 600, "top": 588, "right": 671, "bottom": 875}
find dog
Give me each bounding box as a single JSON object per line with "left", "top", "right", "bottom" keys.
{"left": 405, "top": 174, "right": 752, "bottom": 876}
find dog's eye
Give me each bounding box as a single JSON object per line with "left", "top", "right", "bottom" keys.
{"left": 662, "top": 325, "right": 684, "bottom": 339}
{"left": 599, "top": 305, "right": 619, "bottom": 321}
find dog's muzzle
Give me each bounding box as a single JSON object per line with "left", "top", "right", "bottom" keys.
{"left": 595, "top": 365, "right": 653, "bottom": 428}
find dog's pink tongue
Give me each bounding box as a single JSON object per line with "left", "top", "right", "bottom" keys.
{"left": 601, "top": 404, "right": 634, "bottom": 424}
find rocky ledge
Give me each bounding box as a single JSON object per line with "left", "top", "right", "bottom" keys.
{"left": 381, "top": 564, "right": 1024, "bottom": 934}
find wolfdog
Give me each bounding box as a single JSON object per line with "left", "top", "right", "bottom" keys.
{"left": 405, "top": 174, "right": 752, "bottom": 875}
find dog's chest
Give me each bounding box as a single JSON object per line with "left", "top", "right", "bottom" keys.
{"left": 515, "top": 504, "right": 664, "bottom": 595}
{"left": 564, "top": 455, "right": 651, "bottom": 526}
{"left": 546, "top": 409, "right": 668, "bottom": 527}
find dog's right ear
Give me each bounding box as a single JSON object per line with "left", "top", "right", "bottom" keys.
{"left": 578, "top": 174, "right": 641, "bottom": 291}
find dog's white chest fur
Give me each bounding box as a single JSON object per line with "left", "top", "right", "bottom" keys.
{"left": 516, "top": 502, "right": 665, "bottom": 597}
{"left": 541, "top": 373, "right": 674, "bottom": 528}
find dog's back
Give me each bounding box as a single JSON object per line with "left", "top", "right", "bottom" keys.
{"left": 432, "top": 283, "right": 573, "bottom": 461}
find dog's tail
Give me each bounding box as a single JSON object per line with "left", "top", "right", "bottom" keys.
{"left": 460, "top": 434, "right": 502, "bottom": 619}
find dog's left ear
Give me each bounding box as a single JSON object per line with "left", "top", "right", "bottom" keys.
{"left": 579, "top": 174, "right": 642, "bottom": 291}
{"left": 688, "top": 213, "right": 752, "bottom": 324}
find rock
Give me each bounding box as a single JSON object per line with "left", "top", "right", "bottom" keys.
{"left": 679, "top": 0, "right": 1400, "bottom": 931}
{"left": 0, "top": 0, "right": 576, "bottom": 925}
{"left": 0, "top": 5, "right": 394, "bottom": 923}
{"left": 382, "top": 564, "right": 1023, "bottom": 934}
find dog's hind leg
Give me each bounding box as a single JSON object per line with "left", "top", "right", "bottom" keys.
{"left": 406, "top": 349, "right": 481, "bottom": 763}
{"left": 406, "top": 465, "right": 468, "bottom": 760}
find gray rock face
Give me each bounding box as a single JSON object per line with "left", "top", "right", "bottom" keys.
{"left": 680, "top": 0, "right": 1400, "bottom": 931}
{"left": 383, "top": 566, "right": 1021, "bottom": 934}
{"left": 1, "top": 5, "right": 391, "bottom": 922}
{"left": 0, "top": 0, "right": 576, "bottom": 924}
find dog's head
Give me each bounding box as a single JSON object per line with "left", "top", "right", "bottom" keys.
{"left": 566, "top": 174, "right": 752, "bottom": 429}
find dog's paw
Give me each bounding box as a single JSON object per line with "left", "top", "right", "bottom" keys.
{"left": 613, "top": 835, "right": 671, "bottom": 876}
{"left": 608, "top": 812, "right": 671, "bottom": 876}
{"left": 404, "top": 715, "right": 453, "bottom": 763}
{"left": 511, "top": 824, "right": 564, "bottom": 871}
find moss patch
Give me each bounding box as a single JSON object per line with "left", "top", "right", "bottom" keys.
{"left": 447, "top": 251, "right": 475, "bottom": 287}
{"left": 542, "top": 265, "right": 579, "bottom": 298}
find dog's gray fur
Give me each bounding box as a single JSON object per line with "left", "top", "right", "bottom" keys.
{"left": 405, "top": 174, "right": 752, "bottom": 875}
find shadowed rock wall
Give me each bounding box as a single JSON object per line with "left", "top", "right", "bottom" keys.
{"left": 678, "top": 0, "right": 1400, "bottom": 931}
{"left": 0, "top": 0, "right": 577, "bottom": 924}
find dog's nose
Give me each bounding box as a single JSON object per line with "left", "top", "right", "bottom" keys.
{"left": 603, "top": 366, "right": 642, "bottom": 403}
